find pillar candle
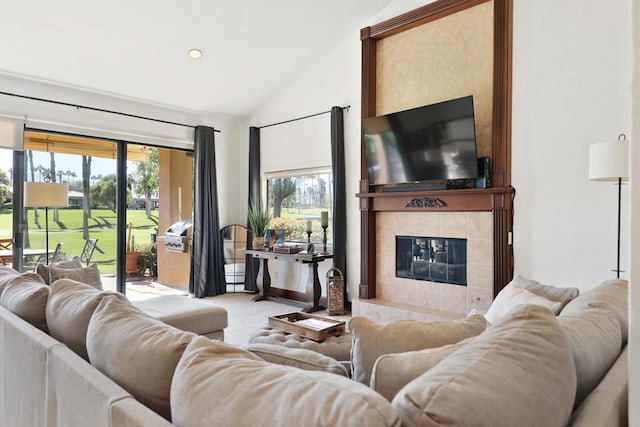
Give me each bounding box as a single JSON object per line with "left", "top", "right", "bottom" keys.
{"left": 306, "top": 220, "right": 313, "bottom": 232}
{"left": 321, "top": 211, "right": 329, "bottom": 227}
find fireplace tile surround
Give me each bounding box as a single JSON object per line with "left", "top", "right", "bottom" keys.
{"left": 352, "top": 211, "right": 494, "bottom": 322}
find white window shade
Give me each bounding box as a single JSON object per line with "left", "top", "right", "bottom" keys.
{"left": 0, "top": 117, "right": 24, "bottom": 150}
{"left": 260, "top": 114, "right": 331, "bottom": 173}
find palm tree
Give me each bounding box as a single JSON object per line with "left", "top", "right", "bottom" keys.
{"left": 81, "top": 155, "right": 92, "bottom": 239}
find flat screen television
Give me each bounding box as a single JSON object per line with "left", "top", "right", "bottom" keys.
{"left": 363, "top": 95, "right": 479, "bottom": 186}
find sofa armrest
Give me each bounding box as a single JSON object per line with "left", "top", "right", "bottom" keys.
{"left": 570, "top": 346, "right": 628, "bottom": 427}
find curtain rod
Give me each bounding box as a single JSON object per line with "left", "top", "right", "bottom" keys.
{"left": 258, "top": 105, "right": 350, "bottom": 129}
{"left": 0, "top": 90, "right": 221, "bottom": 133}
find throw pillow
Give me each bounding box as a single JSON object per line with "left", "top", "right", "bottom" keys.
{"left": 244, "top": 343, "right": 349, "bottom": 377}
{"left": 371, "top": 336, "right": 476, "bottom": 401}
{"left": 86, "top": 296, "right": 196, "bottom": 421}
{"left": 36, "top": 256, "right": 83, "bottom": 285}
{"left": 0, "top": 265, "right": 20, "bottom": 297}
{"left": 557, "top": 307, "right": 622, "bottom": 408}
{"left": 560, "top": 279, "right": 628, "bottom": 345}
{"left": 484, "top": 281, "right": 562, "bottom": 325}
{"left": 0, "top": 272, "right": 48, "bottom": 332}
{"left": 46, "top": 278, "right": 127, "bottom": 360}
{"left": 392, "top": 305, "right": 576, "bottom": 427}
{"left": 512, "top": 273, "right": 579, "bottom": 310}
{"left": 49, "top": 263, "right": 103, "bottom": 290}
{"left": 171, "top": 336, "right": 401, "bottom": 427}
{"left": 348, "top": 314, "right": 486, "bottom": 386}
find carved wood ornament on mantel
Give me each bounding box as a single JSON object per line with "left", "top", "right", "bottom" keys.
{"left": 405, "top": 198, "right": 447, "bottom": 208}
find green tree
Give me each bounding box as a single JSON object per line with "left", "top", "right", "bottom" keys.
{"left": 268, "top": 178, "right": 296, "bottom": 218}
{"left": 81, "top": 155, "right": 92, "bottom": 240}
{"left": 90, "top": 175, "right": 117, "bottom": 212}
{"left": 0, "top": 170, "right": 9, "bottom": 209}
{"left": 133, "top": 148, "right": 159, "bottom": 218}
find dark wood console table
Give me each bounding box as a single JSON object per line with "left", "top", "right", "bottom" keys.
{"left": 245, "top": 250, "right": 333, "bottom": 313}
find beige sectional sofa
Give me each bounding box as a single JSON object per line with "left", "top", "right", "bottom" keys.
{"left": 0, "top": 263, "right": 629, "bottom": 426}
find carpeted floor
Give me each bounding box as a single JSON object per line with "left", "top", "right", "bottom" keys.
{"left": 102, "top": 275, "right": 350, "bottom": 346}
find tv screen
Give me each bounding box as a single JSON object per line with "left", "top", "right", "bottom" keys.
{"left": 363, "top": 96, "right": 479, "bottom": 186}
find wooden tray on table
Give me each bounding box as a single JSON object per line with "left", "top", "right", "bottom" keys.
{"left": 268, "top": 312, "right": 345, "bottom": 342}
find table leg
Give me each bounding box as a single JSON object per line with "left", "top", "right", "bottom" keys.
{"left": 302, "top": 261, "right": 325, "bottom": 313}
{"left": 252, "top": 258, "right": 271, "bottom": 302}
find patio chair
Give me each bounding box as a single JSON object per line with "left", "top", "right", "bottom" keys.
{"left": 49, "top": 242, "right": 64, "bottom": 264}
{"left": 80, "top": 238, "right": 98, "bottom": 266}
{"left": 0, "top": 238, "right": 13, "bottom": 265}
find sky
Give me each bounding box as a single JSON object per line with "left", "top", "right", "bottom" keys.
{"left": 0, "top": 148, "right": 131, "bottom": 183}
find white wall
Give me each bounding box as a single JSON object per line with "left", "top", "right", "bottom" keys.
{"left": 629, "top": 1, "right": 638, "bottom": 424}
{"left": 512, "top": 0, "right": 632, "bottom": 291}
{"left": 0, "top": 72, "right": 245, "bottom": 227}
{"left": 248, "top": 0, "right": 433, "bottom": 298}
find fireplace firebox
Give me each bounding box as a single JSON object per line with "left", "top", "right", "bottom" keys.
{"left": 396, "top": 236, "right": 467, "bottom": 286}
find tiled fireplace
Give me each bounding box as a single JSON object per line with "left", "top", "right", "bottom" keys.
{"left": 352, "top": 211, "right": 495, "bottom": 322}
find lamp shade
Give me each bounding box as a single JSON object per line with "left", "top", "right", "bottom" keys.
{"left": 24, "top": 182, "right": 69, "bottom": 208}
{"left": 588, "top": 140, "right": 629, "bottom": 182}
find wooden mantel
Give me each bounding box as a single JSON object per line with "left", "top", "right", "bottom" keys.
{"left": 358, "top": 0, "right": 513, "bottom": 301}
{"left": 356, "top": 184, "right": 514, "bottom": 300}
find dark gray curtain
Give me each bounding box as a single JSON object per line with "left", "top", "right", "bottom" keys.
{"left": 244, "top": 126, "right": 260, "bottom": 292}
{"left": 189, "top": 126, "right": 226, "bottom": 297}
{"left": 331, "top": 107, "right": 348, "bottom": 309}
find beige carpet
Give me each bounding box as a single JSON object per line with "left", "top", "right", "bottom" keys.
{"left": 102, "top": 274, "right": 350, "bottom": 346}
{"left": 200, "top": 292, "right": 351, "bottom": 346}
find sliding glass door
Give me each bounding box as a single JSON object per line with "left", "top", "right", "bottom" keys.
{"left": 14, "top": 130, "right": 193, "bottom": 295}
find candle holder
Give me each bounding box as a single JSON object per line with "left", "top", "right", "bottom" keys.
{"left": 306, "top": 230, "right": 312, "bottom": 243}
{"left": 321, "top": 225, "right": 329, "bottom": 254}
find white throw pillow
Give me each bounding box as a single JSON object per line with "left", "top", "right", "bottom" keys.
{"left": 485, "top": 281, "right": 561, "bottom": 325}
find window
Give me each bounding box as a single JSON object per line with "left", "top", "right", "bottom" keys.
{"left": 266, "top": 169, "right": 332, "bottom": 245}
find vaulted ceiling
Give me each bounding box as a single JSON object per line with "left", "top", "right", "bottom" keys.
{"left": 0, "top": 0, "right": 395, "bottom": 116}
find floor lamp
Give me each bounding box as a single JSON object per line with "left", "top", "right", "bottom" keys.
{"left": 588, "top": 135, "right": 629, "bottom": 278}
{"left": 24, "top": 182, "right": 69, "bottom": 264}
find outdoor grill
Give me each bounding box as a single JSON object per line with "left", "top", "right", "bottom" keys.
{"left": 164, "top": 220, "right": 193, "bottom": 253}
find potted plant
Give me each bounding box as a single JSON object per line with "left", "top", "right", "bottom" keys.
{"left": 137, "top": 243, "right": 157, "bottom": 277}
{"left": 125, "top": 222, "right": 141, "bottom": 274}
{"left": 247, "top": 201, "right": 272, "bottom": 250}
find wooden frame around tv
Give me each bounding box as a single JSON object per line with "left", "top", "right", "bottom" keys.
{"left": 358, "top": 0, "right": 513, "bottom": 300}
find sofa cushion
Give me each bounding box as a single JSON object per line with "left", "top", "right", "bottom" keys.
{"left": 557, "top": 307, "right": 622, "bottom": 407}
{"left": 349, "top": 314, "right": 486, "bottom": 386}
{"left": 132, "top": 294, "right": 228, "bottom": 337}
{"left": 0, "top": 272, "right": 48, "bottom": 332}
{"left": 560, "top": 279, "right": 628, "bottom": 345}
{"left": 0, "top": 265, "right": 20, "bottom": 297}
{"left": 244, "top": 343, "right": 349, "bottom": 377}
{"left": 512, "top": 273, "right": 579, "bottom": 310}
{"left": 36, "top": 256, "right": 83, "bottom": 285}
{"left": 49, "top": 263, "right": 103, "bottom": 290}
{"left": 484, "top": 280, "right": 562, "bottom": 324}
{"left": 46, "top": 278, "right": 127, "bottom": 360}
{"left": 86, "top": 296, "right": 196, "bottom": 421}
{"left": 371, "top": 336, "right": 475, "bottom": 401}
{"left": 170, "top": 336, "right": 401, "bottom": 427}
{"left": 570, "top": 346, "right": 628, "bottom": 427}
{"left": 392, "top": 305, "right": 576, "bottom": 427}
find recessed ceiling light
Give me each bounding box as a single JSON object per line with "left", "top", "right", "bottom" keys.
{"left": 188, "top": 49, "right": 202, "bottom": 59}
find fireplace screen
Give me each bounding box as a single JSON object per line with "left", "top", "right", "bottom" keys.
{"left": 396, "top": 236, "right": 467, "bottom": 286}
